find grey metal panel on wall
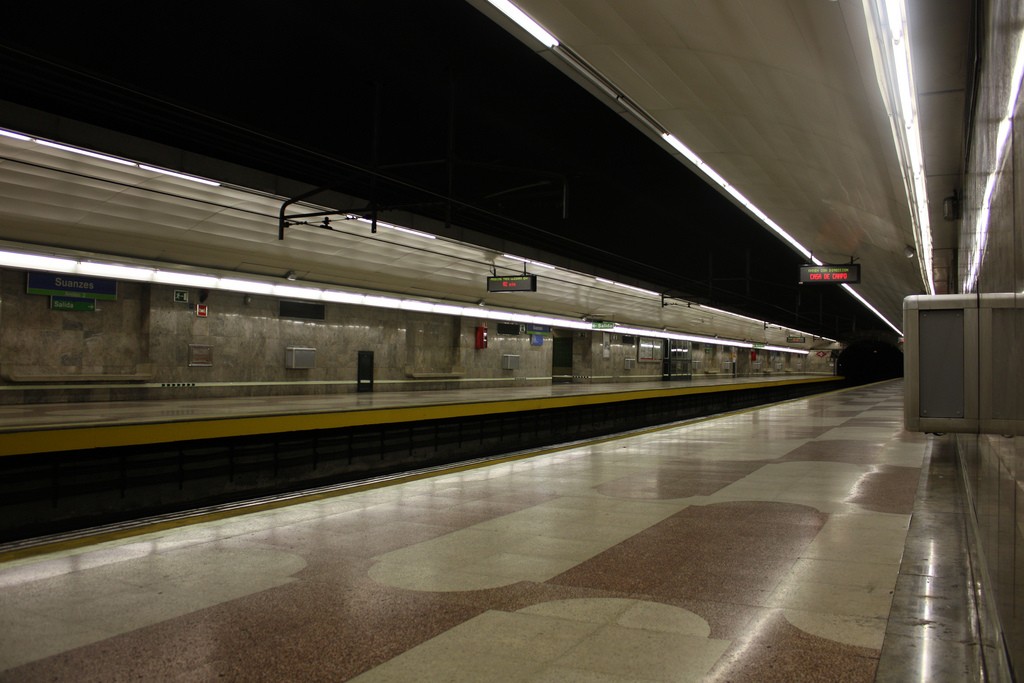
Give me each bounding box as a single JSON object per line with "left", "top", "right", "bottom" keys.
{"left": 919, "top": 309, "right": 964, "bottom": 418}
{"left": 904, "top": 294, "right": 979, "bottom": 433}
{"left": 979, "top": 294, "right": 1023, "bottom": 435}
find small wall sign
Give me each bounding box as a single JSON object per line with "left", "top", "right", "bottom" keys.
{"left": 188, "top": 344, "right": 212, "bottom": 367}
{"left": 51, "top": 296, "right": 95, "bottom": 312}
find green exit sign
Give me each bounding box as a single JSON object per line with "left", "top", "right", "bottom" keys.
{"left": 51, "top": 296, "right": 95, "bottom": 312}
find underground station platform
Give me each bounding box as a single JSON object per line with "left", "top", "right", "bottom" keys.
{"left": 0, "top": 375, "right": 842, "bottom": 545}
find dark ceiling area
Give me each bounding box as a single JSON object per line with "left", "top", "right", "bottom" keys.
{"left": 0, "top": 1, "right": 879, "bottom": 340}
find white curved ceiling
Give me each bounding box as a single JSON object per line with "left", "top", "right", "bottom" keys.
{"left": 468, "top": 0, "right": 968, "bottom": 332}
{"left": 0, "top": 130, "right": 831, "bottom": 348}
{"left": 0, "top": 0, "right": 967, "bottom": 346}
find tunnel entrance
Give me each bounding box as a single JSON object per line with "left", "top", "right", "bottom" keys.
{"left": 836, "top": 340, "right": 903, "bottom": 384}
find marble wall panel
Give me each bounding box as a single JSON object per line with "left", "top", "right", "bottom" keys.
{"left": 0, "top": 273, "right": 831, "bottom": 405}
{"left": 0, "top": 279, "right": 547, "bottom": 401}
{"left": 457, "top": 318, "right": 551, "bottom": 381}
{"left": 585, "top": 332, "right": 660, "bottom": 382}
{"left": 954, "top": 0, "right": 1023, "bottom": 674}
{"left": 0, "top": 272, "right": 147, "bottom": 379}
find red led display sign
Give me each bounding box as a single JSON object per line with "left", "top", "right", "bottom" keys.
{"left": 487, "top": 275, "right": 538, "bottom": 292}
{"left": 799, "top": 264, "right": 861, "bottom": 284}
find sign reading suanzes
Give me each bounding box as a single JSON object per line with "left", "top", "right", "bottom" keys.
{"left": 486, "top": 274, "right": 538, "bottom": 292}
{"left": 798, "top": 264, "right": 861, "bottom": 284}
{"left": 27, "top": 272, "right": 118, "bottom": 300}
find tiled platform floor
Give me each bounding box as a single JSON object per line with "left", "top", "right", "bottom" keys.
{"left": 0, "top": 380, "right": 980, "bottom": 681}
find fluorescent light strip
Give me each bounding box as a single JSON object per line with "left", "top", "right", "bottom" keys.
{"left": 77, "top": 262, "right": 154, "bottom": 280}
{"left": 872, "top": 0, "right": 933, "bottom": 294}
{"left": 387, "top": 225, "right": 435, "bottom": 239}
{"left": 841, "top": 283, "right": 902, "bottom": 336}
{"left": 138, "top": 164, "right": 220, "bottom": 187}
{"left": 154, "top": 271, "right": 218, "bottom": 288}
{"left": 487, "top": 0, "right": 558, "bottom": 48}
{"left": 661, "top": 134, "right": 815, "bottom": 262}
{"left": 699, "top": 304, "right": 764, "bottom": 326}
{"left": 0, "top": 127, "right": 224, "bottom": 187}
{"left": 0, "top": 246, "right": 812, "bottom": 354}
{"left": 219, "top": 278, "right": 274, "bottom": 295}
{"left": 965, "top": 29, "right": 1024, "bottom": 291}
{"left": 0, "top": 251, "right": 77, "bottom": 271}
{"left": 593, "top": 276, "right": 658, "bottom": 297}
{"left": 613, "top": 326, "right": 810, "bottom": 356}
{"left": 273, "top": 284, "right": 316, "bottom": 299}
{"left": 0, "top": 128, "right": 31, "bottom": 142}
{"left": 400, "top": 299, "right": 435, "bottom": 312}
{"left": 503, "top": 254, "right": 556, "bottom": 270}
{"left": 616, "top": 283, "right": 659, "bottom": 297}
{"left": 35, "top": 139, "right": 137, "bottom": 167}
{"left": 355, "top": 217, "right": 436, "bottom": 239}
{"left": 764, "top": 345, "right": 810, "bottom": 355}
{"left": 633, "top": 287, "right": 835, "bottom": 343}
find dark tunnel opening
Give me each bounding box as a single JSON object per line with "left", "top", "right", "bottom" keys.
{"left": 837, "top": 340, "right": 904, "bottom": 384}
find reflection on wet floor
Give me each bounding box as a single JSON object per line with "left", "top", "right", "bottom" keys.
{"left": 0, "top": 380, "right": 981, "bottom": 681}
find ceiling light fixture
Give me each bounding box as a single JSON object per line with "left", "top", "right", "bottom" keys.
{"left": 354, "top": 217, "right": 436, "bottom": 239}
{"left": 662, "top": 134, "right": 817, "bottom": 264}
{"left": 964, "top": 29, "right": 1024, "bottom": 291}
{"left": 842, "top": 283, "right": 903, "bottom": 336}
{"left": 138, "top": 164, "right": 220, "bottom": 187}
{"left": 503, "top": 254, "right": 556, "bottom": 269}
{"left": 6, "top": 127, "right": 222, "bottom": 187}
{"left": 592, "top": 276, "right": 659, "bottom": 297}
{"left": 868, "top": 0, "right": 933, "bottom": 295}
{"left": 486, "top": 0, "right": 558, "bottom": 48}
{"left": 0, "top": 128, "right": 31, "bottom": 142}
{"left": 35, "top": 139, "right": 137, "bottom": 167}
{"left": 0, "top": 245, "right": 810, "bottom": 355}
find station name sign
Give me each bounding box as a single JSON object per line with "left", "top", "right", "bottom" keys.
{"left": 799, "top": 264, "right": 860, "bottom": 284}
{"left": 27, "top": 272, "right": 118, "bottom": 300}
{"left": 487, "top": 274, "right": 538, "bottom": 292}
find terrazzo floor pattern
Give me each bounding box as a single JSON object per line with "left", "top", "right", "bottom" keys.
{"left": 0, "top": 381, "right": 941, "bottom": 681}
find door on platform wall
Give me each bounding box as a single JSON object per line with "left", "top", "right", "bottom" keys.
{"left": 552, "top": 331, "right": 573, "bottom": 383}
{"left": 357, "top": 350, "right": 373, "bottom": 392}
{"left": 662, "top": 340, "right": 692, "bottom": 381}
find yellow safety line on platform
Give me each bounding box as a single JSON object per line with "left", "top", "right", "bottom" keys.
{"left": 0, "top": 377, "right": 839, "bottom": 457}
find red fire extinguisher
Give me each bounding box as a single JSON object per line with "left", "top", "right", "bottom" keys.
{"left": 475, "top": 325, "right": 488, "bottom": 349}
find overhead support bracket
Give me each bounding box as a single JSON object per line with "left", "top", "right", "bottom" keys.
{"left": 278, "top": 184, "right": 382, "bottom": 239}
{"left": 661, "top": 294, "right": 690, "bottom": 308}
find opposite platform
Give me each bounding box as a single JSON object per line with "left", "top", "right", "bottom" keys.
{"left": 0, "top": 374, "right": 837, "bottom": 456}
